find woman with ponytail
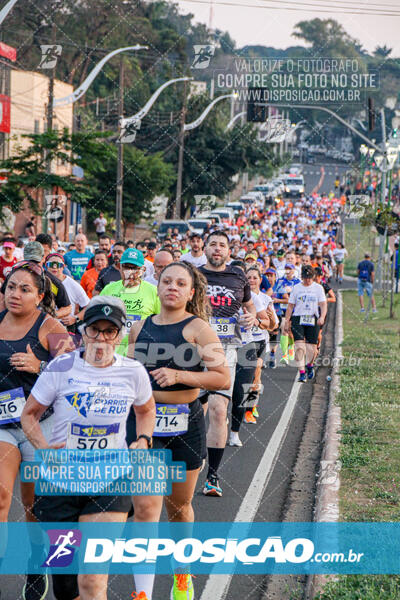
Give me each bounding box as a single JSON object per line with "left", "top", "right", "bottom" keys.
{"left": 127, "top": 261, "right": 229, "bottom": 600}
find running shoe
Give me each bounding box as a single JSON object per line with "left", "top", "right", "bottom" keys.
{"left": 288, "top": 347, "right": 295, "bottom": 361}
{"left": 132, "top": 593, "right": 149, "bottom": 600}
{"left": 280, "top": 354, "right": 289, "bottom": 365}
{"left": 306, "top": 364, "right": 315, "bottom": 380}
{"left": 170, "top": 574, "right": 194, "bottom": 600}
{"left": 252, "top": 406, "right": 259, "bottom": 418}
{"left": 229, "top": 431, "right": 243, "bottom": 447}
{"left": 269, "top": 356, "right": 276, "bottom": 369}
{"left": 360, "top": 308, "right": 365, "bottom": 313}
{"left": 203, "top": 475, "right": 222, "bottom": 497}
{"left": 244, "top": 410, "right": 257, "bottom": 424}
{"left": 298, "top": 371, "right": 307, "bottom": 383}
{"left": 372, "top": 308, "right": 377, "bottom": 313}
{"left": 22, "top": 574, "right": 48, "bottom": 600}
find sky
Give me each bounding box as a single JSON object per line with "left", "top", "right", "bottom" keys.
{"left": 176, "top": 1, "right": 400, "bottom": 57}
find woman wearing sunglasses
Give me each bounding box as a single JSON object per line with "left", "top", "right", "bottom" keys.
{"left": 21, "top": 296, "right": 155, "bottom": 600}
{"left": 45, "top": 252, "right": 90, "bottom": 331}
{"left": 0, "top": 261, "right": 73, "bottom": 598}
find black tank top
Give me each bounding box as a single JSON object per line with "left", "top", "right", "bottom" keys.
{"left": 0, "top": 310, "right": 51, "bottom": 401}
{"left": 135, "top": 315, "right": 204, "bottom": 391}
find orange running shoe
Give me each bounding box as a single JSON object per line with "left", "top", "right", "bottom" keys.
{"left": 244, "top": 410, "right": 257, "bottom": 424}
{"left": 131, "top": 593, "right": 149, "bottom": 600}
{"left": 171, "top": 573, "right": 195, "bottom": 599}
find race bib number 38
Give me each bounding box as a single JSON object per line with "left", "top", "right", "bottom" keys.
{"left": 154, "top": 404, "right": 189, "bottom": 437}
{"left": 210, "top": 317, "right": 236, "bottom": 339}
{"left": 0, "top": 387, "right": 25, "bottom": 425}
{"left": 66, "top": 423, "right": 120, "bottom": 449}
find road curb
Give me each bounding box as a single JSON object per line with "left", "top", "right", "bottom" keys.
{"left": 305, "top": 291, "right": 343, "bottom": 599}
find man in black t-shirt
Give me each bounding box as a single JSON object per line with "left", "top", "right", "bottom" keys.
{"left": 93, "top": 241, "right": 126, "bottom": 295}
{"left": 199, "top": 231, "right": 257, "bottom": 497}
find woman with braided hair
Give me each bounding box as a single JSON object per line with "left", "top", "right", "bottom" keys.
{"left": 127, "top": 261, "right": 230, "bottom": 600}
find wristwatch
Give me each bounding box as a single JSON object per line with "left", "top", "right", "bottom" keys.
{"left": 136, "top": 434, "right": 153, "bottom": 449}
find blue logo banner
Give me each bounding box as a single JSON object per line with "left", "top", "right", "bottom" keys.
{"left": 0, "top": 522, "right": 400, "bottom": 574}
{"left": 20, "top": 449, "right": 186, "bottom": 496}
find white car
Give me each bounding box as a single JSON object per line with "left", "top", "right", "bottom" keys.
{"left": 188, "top": 218, "right": 213, "bottom": 235}
{"left": 225, "top": 202, "right": 244, "bottom": 215}
{"left": 209, "top": 208, "right": 235, "bottom": 225}
{"left": 289, "top": 164, "right": 302, "bottom": 176}
{"left": 284, "top": 175, "right": 305, "bottom": 197}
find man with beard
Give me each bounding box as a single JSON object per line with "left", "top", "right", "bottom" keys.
{"left": 100, "top": 248, "right": 160, "bottom": 354}
{"left": 199, "top": 231, "right": 257, "bottom": 497}
{"left": 181, "top": 233, "right": 207, "bottom": 268}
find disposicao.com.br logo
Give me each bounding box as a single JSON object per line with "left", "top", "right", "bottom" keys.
{"left": 42, "top": 529, "right": 82, "bottom": 567}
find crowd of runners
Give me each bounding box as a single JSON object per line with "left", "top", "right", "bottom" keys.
{"left": 0, "top": 189, "right": 345, "bottom": 600}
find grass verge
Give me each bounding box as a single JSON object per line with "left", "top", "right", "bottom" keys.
{"left": 315, "top": 290, "right": 400, "bottom": 599}
{"left": 344, "top": 222, "right": 378, "bottom": 278}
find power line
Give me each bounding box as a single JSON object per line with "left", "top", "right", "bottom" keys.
{"left": 179, "top": 0, "right": 400, "bottom": 15}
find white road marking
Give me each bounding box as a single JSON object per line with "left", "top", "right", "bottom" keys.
{"left": 199, "top": 379, "right": 302, "bottom": 600}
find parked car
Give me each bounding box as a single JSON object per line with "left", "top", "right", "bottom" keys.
{"left": 225, "top": 201, "right": 244, "bottom": 215}
{"left": 157, "top": 220, "right": 194, "bottom": 240}
{"left": 209, "top": 207, "right": 235, "bottom": 225}
{"left": 187, "top": 218, "right": 213, "bottom": 235}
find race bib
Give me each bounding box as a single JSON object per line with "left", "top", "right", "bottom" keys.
{"left": 210, "top": 317, "right": 236, "bottom": 340}
{"left": 126, "top": 314, "right": 141, "bottom": 330}
{"left": 300, "top": 315, "right": 315, "bottom": 326}
{"left": 0, "top": 387, "right": 25, "bottom": 425}
{"left": 154, "top": 404, "right": 189, "bottom": 437}
{"left": 66, "top": 423, "right": 120, "bottom": 449}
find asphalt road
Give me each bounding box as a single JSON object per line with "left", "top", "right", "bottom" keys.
{"left": 1, "top": 163, "right": 343, "bottom": 599}
{"left": 302, "top": 161, "right": 348, "bottom": 196}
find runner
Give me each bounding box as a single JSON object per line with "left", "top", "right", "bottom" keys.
{"left": 127, "top": 261, "right": 229, "bottom": 600}
{"left": 332, "top": 242, "right": 347, "bottom": 283}
{"left": 313, "top": 266, "right": 336, "bottom": 361}
{"left": 0, "top": 261, "right": 73, "bottom": 600}
{"left": 100, "top": 248, "right": 160, "bottom": 353}
{"left": 80, "top": 249, "right": 108, "bottom": 298}
{"left": 283, "top": 265, "right": 327, "bottom": 382}
{"left": 45, "top": 252, "right": 90, "bottom": 331}
{"left": 93, "top": 241, "right": 126, "bottom": 294}
{"left": 181, "top": 234, "right": 207, "bottom": 268}
{"left": 199, "top": 231, "right": 257, "bottom": 497}
{"left": 64, "top": 234, "right": 94, "bottom": 281}
{"left": 144, "top": 248, "right": 173, "bottom": 286}
{"left": 275, "top": 264, "right": 301, "bottom": 365}
{"left": 21, "top": 296, "right": 156, "bottom": 600}
{"left": 0, "top": 240, "right": 17, "bottom": 283}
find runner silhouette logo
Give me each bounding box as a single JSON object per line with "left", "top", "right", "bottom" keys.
{"left": 42, "top": 529, "right": 82, "bottom": 567}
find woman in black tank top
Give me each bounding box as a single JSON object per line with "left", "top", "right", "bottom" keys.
{"left": 0, "top": 263, "right": 73, "bottom": 520}
{"left": 128, "top": 262, "right": 229, "bottom": 599}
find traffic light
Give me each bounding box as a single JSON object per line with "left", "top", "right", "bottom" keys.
{"left": 367, "top": 97, "right": 375, "bottom": 131}
{"left": 247, "top": 87, "right": 268, "bottom": 123}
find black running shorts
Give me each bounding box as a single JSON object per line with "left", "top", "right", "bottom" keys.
{"left": 290, "top": 315, "right": 320, "bottom": 345}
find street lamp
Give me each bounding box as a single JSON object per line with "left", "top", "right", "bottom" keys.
{"left": 225, "top": 111, "right": 246, "bottom": 131}
{"left": 0, "top": 0, "right": 18, "bottom": 24}
{"left": 115, "top": 76, "right": 192, "bottom": 239}
{"left": 53, "top": 45, "right": 148, "bottom": 107}
{"left": 175, "top": 93, "right": 238, "bottom": 217}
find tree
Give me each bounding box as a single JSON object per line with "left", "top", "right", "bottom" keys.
{"left": 374, "top": 45, "right": 393, "bottom": 58}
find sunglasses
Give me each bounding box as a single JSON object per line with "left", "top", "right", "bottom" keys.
{"left": 46, "top": 261, "right": 64, "bottom": 269}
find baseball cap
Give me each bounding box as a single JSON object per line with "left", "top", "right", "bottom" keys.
{"left": 83, "top": 301, "right": 126, "bottom": 330}
{"left": 277, "top": 249, "right": 285, "bottom": 257}
{"left": 265, "top": 268, "right": 276, "bottom": 274}
{"left": 120, "top": 248, "right": 144, "bottom": 267}
{"left": 285, "top": 263, "right": 295, "bottom": 270}
{"left": 245, "top": 253, "right": 258, "bottom": 261}
{"left": 24, "top": 241, "right": 44, "bottom": 262}
{"left": 3, "top": 241, "right": 15, "bottom": 249}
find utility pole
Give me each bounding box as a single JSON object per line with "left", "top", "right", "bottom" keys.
{"left": 175, "top": 79, "right": 188, "bottom": 219}
{"left": 115, "top": 58, "right": 124, "bottom": 240}
{"left": 43, "top": 22, "right": 56, "bottom": 235}
{"left": 376, "top": 108, "right": 387, "bottom": 291}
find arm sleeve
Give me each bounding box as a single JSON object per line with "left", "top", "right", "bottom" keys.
{"left": 95, "top": 268, "right": 107, "bottom": 292}
{"left": 54, "top": 280, "right": 70, "bottom": 308}
{"left": 133, "top": 363, "right": 153, "bottom": 406}
{"left": 243, "top": 279, "right": 252, "bottom": 303}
